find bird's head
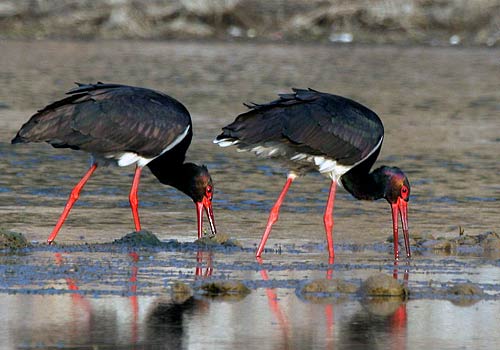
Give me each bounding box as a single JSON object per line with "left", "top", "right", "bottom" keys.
{"left": 380, "top": 166, "right": 411, "bottom": 205}
{"left": 378, "top": 166, "right": 411, "bottom": 259}
{"left": 147, "top": 160, "right": 217, "bottom": 237}
{"left": 182, "top": 164, "right": 217, "bottom": 236}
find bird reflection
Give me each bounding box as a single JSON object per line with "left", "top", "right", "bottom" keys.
{"left": 53, "top": 250, "right": 141, "bottom": 345}
{"left": 144, "top": 249, "right": 212, "bottom": 348}
{"left": 258, "top": 257, "right": 410, "bottom": 349}
{"left": 53, "top": 252, "right": 93, "bottom": 344}
{"left": 195, "top": 250, "right": 213, "bottom": 278}
{"left": 54, "top": 252, "right": 91, "bottom": 309}
{"left": 390, "top": 259, "right": 410, "bottom": 350}
{"left": 128, "top": 251, "right": 140, "bottom": 344}
{"left": 145, "top": 296, "right": 199, "bottom": 349}
{"left": 341, "top": 261, "right": 409, "bottom": 350}
{"left": 53, "top": 249, "right": 213, "bottom": 348}
{"left": 258, "top": 256, "right": 339, "bottom": 347}
{"left": 257, "top": 257, "right": 291, "bottom": 348}
{"left": 256, "top": 258, "right": 290, "bottom": 349}
{"left": 341, "top": 299, "right": 408, "bottom": 350}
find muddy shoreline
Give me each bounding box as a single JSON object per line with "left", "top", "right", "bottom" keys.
{"left": 1, "top": 0, "right": 499, "bottom": 46}
{"left": 1, "top": 230, "right": 498, "bottom": 301}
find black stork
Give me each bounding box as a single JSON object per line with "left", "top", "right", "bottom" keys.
{"left": 214, "top": 88, "right": 410, "bottom": 261}
{"left": 12, "top": 82, "right": 216, "bottom": 243}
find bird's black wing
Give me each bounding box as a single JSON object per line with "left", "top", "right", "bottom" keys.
{"left": 216, "top": 89, "right": 384, "bottom": 165}
{"left": 12, "top": 83, "right": 192, "bottom": 158}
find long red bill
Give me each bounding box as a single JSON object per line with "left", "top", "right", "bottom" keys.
{"left": 203, "top": 195, "right": 217, "bottom": 236}
{"left": 391, "top": 198, "right": 411, "bottom": 260}
{"left": 398, "top": 198, "right": 411, "bottom": 258}
{"left": 196, "top": 197, "right": 217, "bottom": 239}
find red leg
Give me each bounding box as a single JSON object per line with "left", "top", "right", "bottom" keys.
{"left": 323, "top": 180, "right": 336, "bottom": 261}
{"left": 47, "top": 164, "right": 98, "bottom": 244}
{"left": 391, "top": 203, "right": 400, "bottom": 260}
{"left": 256, "top": 175, "right": 295, "bottom": 258}
{"left": 129, "top": 166, "right": 142, "bottom": 232}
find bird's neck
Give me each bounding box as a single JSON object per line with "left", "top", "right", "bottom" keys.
{"left": 341, "top": 166, "right": 387, "bottom": 201}
{"left": 147, "top": 156, "right": 193, "bottom": 198}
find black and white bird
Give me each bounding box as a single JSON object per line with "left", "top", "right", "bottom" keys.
{"left": 214, "top": 88, "right": 410, "bottom": 261}
{"left": 12, "top": 82, "right": 216, "bottom": 243}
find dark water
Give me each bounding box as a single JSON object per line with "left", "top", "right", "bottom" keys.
{"left": 0, "top": 40, "right": 499, "bottom": 349}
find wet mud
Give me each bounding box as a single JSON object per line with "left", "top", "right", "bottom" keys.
{"left": 113, "top": 230, "right": 163, "bottom": 246}
{"left": 415, "top": 231, "right": 500, "bottom": 253}
{"left": 0, "top": 231, "right": 497, "bottom": 302}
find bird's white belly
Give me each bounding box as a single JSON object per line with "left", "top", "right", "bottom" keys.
{"left": 215, "top": 135, "right": 384, "bottom": 182}
{"left": 291, "top": 153, "right": 353, "bottom": 180}
{"left": 117, "top": 152, "right": 154, "bottom": 167}
{"left": 97, "top": 125, "right": 191, "bottom": 167}
{"left": 226, "top": 141, "right": 354, "bottom": 181}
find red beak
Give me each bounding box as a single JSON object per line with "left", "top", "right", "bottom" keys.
{"left": 196, "top": 196, "right": 217, "bottom": 239}
{"left": 391, "top": 198, "right": 410, "bottom": 260}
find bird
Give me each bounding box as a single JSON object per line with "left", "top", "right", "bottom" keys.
{"left": 214, "top": 88, "right": 410, "bottom": 262}
{"left": 12, "top": 82, "right": 216, "bottom": 243}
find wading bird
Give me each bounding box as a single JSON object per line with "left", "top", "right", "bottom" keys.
{"left": 214, "top": 88, "right": 410, "bottom": 261}
{"left": 12, "top": 82, "right": 216, "bottom": 243}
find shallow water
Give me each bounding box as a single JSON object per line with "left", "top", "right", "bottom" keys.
{"left": 0, "top": 40, "right": 499, "bottom": 349}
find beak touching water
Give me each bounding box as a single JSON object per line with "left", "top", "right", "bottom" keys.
{"left": 196, "top": 195, "right": 217, "bottom": 239}
{"left": 391, "top": 197, "right": 410, "bottom": 260}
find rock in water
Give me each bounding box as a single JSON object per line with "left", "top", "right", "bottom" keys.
{"left": 195, "top": 233, "right": 242, "bottom": 248}
{"left": 447, "top": 282, "right": 484, "bottom": 306}
{"left": 113, "top": 230, "right": 162, "bottom": 246}
{"left": 301, "top": 278, "right": 358, "bottom": 294}
{"left": 198, "top": 280, "right": 250, "bottom": 296}
{"left": 360, "top": 274, "right": 408, "bottom": 297}
{"left": 448, "top": 283, "right": 484, "bottom": 296}
{"left": 0, "top": 229, "right": 31, "bottom": 249}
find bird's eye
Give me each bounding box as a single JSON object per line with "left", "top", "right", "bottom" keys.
{"left": 400, "top": 185, "right": 409, "bottom": 199}
{"left": 205, "top": 185, "right": 213, "bottom": 198}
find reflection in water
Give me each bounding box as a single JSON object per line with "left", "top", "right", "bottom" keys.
{"left": 339, "top": 265, "right": 408, "bottom": 350}
{"left": 258, "top": 256, "right": 410, "bottom": 350}
{"left": 50, "top": 249, "right": 215, "bottom": 348}
{"left": 52, "top": 252, "right": 94, "bottom": 347}
{"left": 195, "top": 250, "right": 213, "bottom": 278}
{"left": 3, "top": 249, "right": 500, "bottom": 348}
{"left": 342, "top": 298, "right": 407, "bottom": 350}
{"left": 146, "top": 296, "right": 207, "bottom": 349}
{"left": 128, "top": 252, "right": 139, "bottom": 345}
{"left": 145, "top": 250, "right": 212, "bottom": 349}
{"left": 54, "top": 252, "right": 139, "bottom": 344}
{"left": 258, "top": 258, "right": 291, "bottom": 349}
